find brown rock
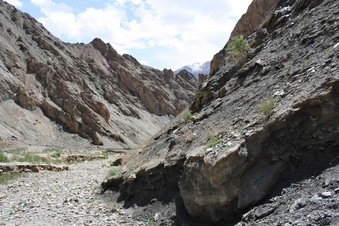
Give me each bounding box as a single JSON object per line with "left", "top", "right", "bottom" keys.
{"left": 0, "top": 1, "right": 197, "bottom": 148}
{"left": 112, "top": 157, "right": 123, "bottom": 166}
{"left": 230, "top": 0, "right": 278, "bottom": 40}
{"left": 210, "top": 0, "right": 279, "bottom": 75}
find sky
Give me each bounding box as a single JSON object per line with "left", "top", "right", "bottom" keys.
{"left": 5, "top": 0, "right": 252, "bottom": 70}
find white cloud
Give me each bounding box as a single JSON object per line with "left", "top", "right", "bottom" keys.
{"left": 5, "top": 0, "right": 23, "bottom": 8}
{"left": 29, "top": 0, "right": 253, "bottom": 69}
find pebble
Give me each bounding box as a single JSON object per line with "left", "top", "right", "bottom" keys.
{"left": 154, "top": 212, "right": 160, "bottom": 222}
{"left": 321, "top": 191, "right": 332, "bottom": 198}
{"left": 310, "top": 194, "right": 322, "bottom": 202}
{"left": 206, "top": 148, "right": 214, "bottom": 153}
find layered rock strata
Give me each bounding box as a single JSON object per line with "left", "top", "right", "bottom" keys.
{"left": 0, "top": 1, "right": 197, "bottom": 148}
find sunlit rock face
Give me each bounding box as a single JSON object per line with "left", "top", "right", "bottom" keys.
{"left": 210, "top": 0, "right": 279, "bottom": 75}
{"left": 0, "top": 1, "right": 197, "bottom": 148}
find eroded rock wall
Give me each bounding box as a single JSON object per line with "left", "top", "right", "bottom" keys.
{"left": 0, "top": 1, "right": 197, "bottom": 148}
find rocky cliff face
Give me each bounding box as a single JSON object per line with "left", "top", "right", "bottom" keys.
{"left": 102, "top": 0, "right": 339, "bottom": 224}
{"left": 0, "top": 1, "right": 197, "bottom": 148}
{"left": 210, "top": 0, "right": 278, "bottom": 75}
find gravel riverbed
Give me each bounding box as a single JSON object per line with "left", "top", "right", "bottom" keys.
{"left": 0, "top": 157, "right": 145, "bottom": 226}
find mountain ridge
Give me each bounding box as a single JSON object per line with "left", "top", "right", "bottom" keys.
{"left": 0, "top": 0, "right": 197, "bottom": 148}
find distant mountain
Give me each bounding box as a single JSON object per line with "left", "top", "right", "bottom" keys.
{"left": 174, "top": 61, "right": 210, "bottom": 78}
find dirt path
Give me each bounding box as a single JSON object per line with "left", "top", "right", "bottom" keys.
{"left": 0, "top": 156, "right": 145, "bottom": 226}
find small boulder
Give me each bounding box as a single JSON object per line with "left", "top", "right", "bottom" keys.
{"left": 320, "top": 192, "right": 332, "bottom": 198}
{"left": 112, "top": 157, "right": 123, "bottom": 166}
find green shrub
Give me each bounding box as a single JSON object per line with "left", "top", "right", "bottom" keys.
{"left": 106, "top": 167, "right": 122, "bottom": 178}
{"left": 182, "top": 111, "right": 192, "bottom": 124}
{"left": 227, "top": 35, "right": 249, "bottom": 61}
{"left": 205, "top": 129, "right": 219, "bottom": 147}
{"left": 51, "top": 152, "right": 61, "bottom": 158}
{"left": 259, "top": 97, "right": 276, "bottom": 116}
{"left": 0, "top": 152, "right": 10, "bottom": 162}
{"left": 206, "top": 139, "right": 219, "bottom": 148}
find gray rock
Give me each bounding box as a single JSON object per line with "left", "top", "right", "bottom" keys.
{"left": 310, "top": 194, "right": 322, "bottom": 202}
{"left": 289, "top": 198, "right": 307, "bottom": 213}
{"left": 154, "top": 212, "right": 160, "bottom": 222}
{"left": 320, "top": 191, "right": 332, "bottom": 198}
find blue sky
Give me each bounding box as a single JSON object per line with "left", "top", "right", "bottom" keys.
{"left": 5, "top": 0, "right": 253, "bottom": 70}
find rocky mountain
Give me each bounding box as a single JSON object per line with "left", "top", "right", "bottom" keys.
{"left": 0, "top": 1, "right": 197, "bottom": 149}
{"left": 174, "top": 61, "right": 210, "bottom": 78}
{"left": 102, "top": 0, "right": 339, "bottom": 224}
{"left": 210, "top": 0, "right": 278, "bottom": 75}
{"left": 175, "top": 69, "right": 198, "bottom": 87}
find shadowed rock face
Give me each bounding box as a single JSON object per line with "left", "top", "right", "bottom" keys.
{"left": 102, "top": 0, "right": 339, "bottom": 223}
{"left": 0, "top": 1, "right": 197, "bottom": 148}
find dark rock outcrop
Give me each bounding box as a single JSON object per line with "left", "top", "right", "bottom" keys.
{"left": 102, "top": 0, "right": 339, "bottom": 224}
{"left": 0, "top": 1, "right": 197, "bottom": 148}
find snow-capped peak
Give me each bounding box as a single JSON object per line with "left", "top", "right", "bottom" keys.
{"left": 174, "top": 61, "right": 210, "bottom": 78}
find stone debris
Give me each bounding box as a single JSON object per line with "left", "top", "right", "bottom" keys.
{"left": 0, "top": 158, "right": 146, "bottom": 226}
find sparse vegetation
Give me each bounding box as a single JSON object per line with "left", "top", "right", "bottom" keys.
{"left": 227, "top": 35, "right": 250, "bottom": 62}
{"left": 51, "top": 151, "right": 62, "bottom": 159}
{"left": 274, "top": 28, "right": 282, "bottom": 35}
{"left": 182, "top": 110, "right": 192, "bottom": 124}
{"left": 0, "top": 152, "right": 10, "bottom": 162}
{"left": 1, "top": 148, "right": 71, "bottom": 165}
{"left": 287, "top": 53, "right": 297, "bottom": 65}
{"left": 259, "top": 97, "right": 276, "bottom": 117}
{"left": 206, "top": 129, "right": 216, "bottom": 140}
{"left": 206, "top": 138, "right": 219, "bottom": 148}
{"left": 205, "top": 129, "right": 220, "bottom": 147}
{"left": 147, "top": 217, "right": 155, "bottom": 226}
{"left": 7, "top": 148, "right": 25, "bottom": 155}
{"left": 43, "top": 148, "right": 61, "bottom": 153}
{"left": 0, "top": 172, "right": 22, "bottom": 184}
{"left": 17, "top": 154, "right": 49, "bottom": 164}
{"left": 106, "top": 167, "right": 122, "bottom": 178}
